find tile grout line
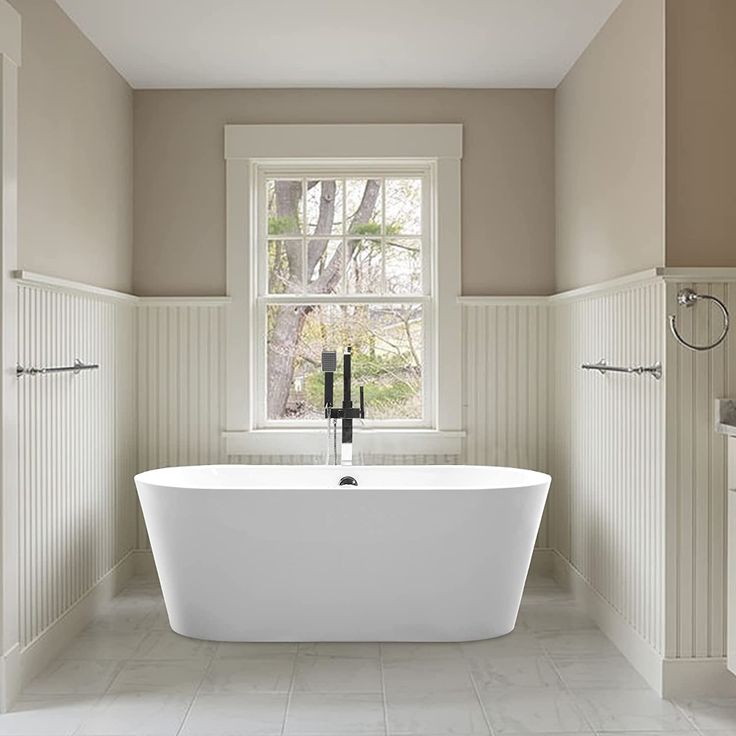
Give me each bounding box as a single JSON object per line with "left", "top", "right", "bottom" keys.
{"left": 67, "top": 658, "right": 125, "bottom": 736}
{"left": 537, "top": 622, "right": 701, "bottom": 735}
{"left": 671, "top": 699, "right": 705, "bottom": 735}
{"left": 467, "top": 668, "right": 496, "bottom": 736}
{"left": 173, "top": 644, "right": 217, "bottom": 736}
{"left": 536, "top": 641, "right": 598, "bottom": 734}
{"left": 378, "top": 643, "right": 390, "bottom": 736}
{"left": 66, "top": 586, "right": 162, "bottom": 736}
{"left": 279, "top": 643, "right": 301, "bottom": 736}
{"left": 67, "top": 597, "right": 154, "bottom": 736}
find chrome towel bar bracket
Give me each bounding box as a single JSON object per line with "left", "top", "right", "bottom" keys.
{"left": 668, "top": 288, "right": 730, "bottom": 352}
{"left": 16, "top": 358, "right": 99, "bottom": 378}
{"left": 581, "top": 359, "right": 662, "bottom": 380}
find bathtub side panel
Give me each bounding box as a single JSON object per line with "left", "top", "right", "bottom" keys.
{"left": 136, "top": 484, "right": 548, "bottom": 642}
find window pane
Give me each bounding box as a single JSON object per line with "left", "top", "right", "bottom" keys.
{"left": 266, "top": 303, "right": 423, "bottom": 421}
{"left": 268, "top": 179, "right": 303, "bottom": 235}
{"left": 307, "top": 238, "right": 342, "bottom": 293}
{"left": 346, "top": 238, "right": 382, "bottom": 294}
{"left": 385, "top": 238, "right": 421, "bottom": 294}
{"left": 268, "top": 240, "right": 302, "bottom": 293}
{"left": 346, "top": 179, "right": 382, "bottom": 235}
{"left": 306, "top": 180, "right": 342, "bottom": 236}
{"left": 385, "top": 178, "right": 421, "bottom": 235}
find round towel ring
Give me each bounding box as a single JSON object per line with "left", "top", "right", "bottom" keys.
{"left": 668, "top": 288, "right": 730, "bottom": 352}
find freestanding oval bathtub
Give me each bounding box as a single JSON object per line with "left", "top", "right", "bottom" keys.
{"left": 135, "top": 464, "right": 550, "bottom": 642}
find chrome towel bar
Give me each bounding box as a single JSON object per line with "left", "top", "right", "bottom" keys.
{"left": 16, "top": 358, "right": 99, "bottom": 378}
{"left": 581, "top": 359, "right": 662, "bottom": 380}
{"left": 668, "top": 288, "right": 730, "bottom": 352}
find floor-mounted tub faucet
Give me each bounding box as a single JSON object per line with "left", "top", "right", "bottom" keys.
{"left": 321, "top": 347, "right": 365, "bottom": 466}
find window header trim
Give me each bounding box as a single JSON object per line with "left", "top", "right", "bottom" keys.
{"left": 225, "top": 124, "right": 463, "bottom": 161}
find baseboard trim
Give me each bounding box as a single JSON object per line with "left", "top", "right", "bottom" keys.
{"left": 131, "top": 548, "right": 157, "bottom": 578}
{"left": 0, "top": 550, "right": 138, "bottom": 711}
{"left": 551, "top": 551, "right": 665, "bottom": 694}
{"left": 0, "top": 644, "right": 20, "bottom": 713}
{"left": 662, "top": 656, "right": 736, "bottom": 697}
{"left": 551, "top": 552, "right": 736, "bottom": 697}
{"left": 530, "top": 547, "right": 554, "bottom": 577}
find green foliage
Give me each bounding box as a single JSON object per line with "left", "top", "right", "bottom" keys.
{"left": 269, "top": 215, "right": 300, "bottom": 235}
{"left": 351, "top": 222, "right": 381, "bottom": 236}
{"left": 351, "top": 221, "right": 402, "bottom": 236}
{"left": 303, "top": 350, "right": 419, "bottom": 418}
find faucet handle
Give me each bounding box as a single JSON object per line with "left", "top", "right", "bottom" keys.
{"left": 359, "top": 385, "right": 365, "bottom": 419}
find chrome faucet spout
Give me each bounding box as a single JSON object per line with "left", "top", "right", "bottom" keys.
{"left": 341, "top": 442, "right": 353, "bottom": 466}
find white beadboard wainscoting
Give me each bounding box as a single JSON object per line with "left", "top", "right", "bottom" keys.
{"left": 548, "top": 272, "right": 736, "bottom": 696}
{"left": 550, "top": 276, "right": 668, "bottom": 689}
{"left": 14, "top": 275, "right": 138, "bottom": 693}
{"left": 10, "top": 268, "right": 736, "bottom": 704}
{"left": 136, "top": 299, "right": 227, "bottom": 550}
{"left": 462, "top": 300, "right": 551, "bottom": 548}
{"left": 663, "top": 279, "right": 736, "bottom": 694}
{"left": 137, "top": 300, "right": 228, "bottom": 472}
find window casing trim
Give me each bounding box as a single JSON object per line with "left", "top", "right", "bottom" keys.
{"left": 224, "top": 124, "right": 463, "bottom": 456}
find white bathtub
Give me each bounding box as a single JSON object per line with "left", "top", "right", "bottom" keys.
{"left": 135, "top": 464, "right": 550, "bottom": 642}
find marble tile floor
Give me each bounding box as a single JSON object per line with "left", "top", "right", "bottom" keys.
{"left": 2, "top": 573, "right": 734, "bottom": 736}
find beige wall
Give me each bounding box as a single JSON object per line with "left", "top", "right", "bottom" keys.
{"left": 10, "top": 0, "right": 734, "bottom": 299}
{"left": 133, "top": 89, "right": 554, "bottom": 296}
{"left": 10, "top": 0, "right": 133, "bottom": 292}
{"left": 555, "top": 0, "right": 665, "bottom": 292}
{"left": 665, "top": 0, "right": 736, "bottom": 267}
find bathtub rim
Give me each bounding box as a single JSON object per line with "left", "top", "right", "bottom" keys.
{"left": 134, "top": 463, "right": 552, "bottom": 492}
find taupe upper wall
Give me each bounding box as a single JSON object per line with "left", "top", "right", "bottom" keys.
{"left": 11, "top": 0, "right": 736, "bottom": 298}
{"left": 665, "top": 0, "right": 736, "bottom": 268}
{"left": 555, "top": 0, "right": 665, "bottom": 292}
{"left": 10, "top": 0, "right": 133, "bottom": 292}
{"left": 133, "top": 89, "right": 554, "bottom": 296}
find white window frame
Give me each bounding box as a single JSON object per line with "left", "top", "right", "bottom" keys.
{"left": 223, "top": 124, "right": 464, "bottom": 456}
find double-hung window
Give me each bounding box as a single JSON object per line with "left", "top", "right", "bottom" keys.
{"left": 258, "top": 165, "right": 431, "bottom": 426}
{"left": 224, "top": 124, "right": 463, "bottom": 456}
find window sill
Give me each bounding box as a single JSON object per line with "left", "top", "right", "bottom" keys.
{"left": 222, "top": 429, "right": 465, "bottom": 457}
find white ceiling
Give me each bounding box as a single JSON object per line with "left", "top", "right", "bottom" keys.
{"left": 55, "top": 0, "right": 621, "bottom": 90}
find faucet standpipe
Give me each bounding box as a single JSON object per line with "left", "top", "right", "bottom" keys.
{"left": 321, "top": 346, "right": 365, "bottom": 466}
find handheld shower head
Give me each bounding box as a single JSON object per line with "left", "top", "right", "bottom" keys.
{"left": 321, "top": 350, "right": 337, "bottom": 414}
{"left": 321, "top": 351, "right": 337, "bottom": 373}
